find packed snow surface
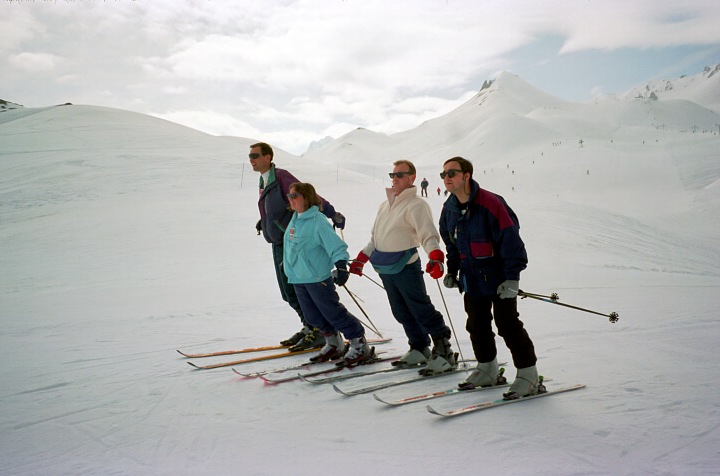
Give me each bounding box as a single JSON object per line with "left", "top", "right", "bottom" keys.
{"left": 1, "top": 70, "right": 719, "bottom": 475}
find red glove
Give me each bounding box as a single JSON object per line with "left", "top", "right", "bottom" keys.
{"left": 349, "top": 251, "right": 370, "bottom": 276}
{"left": 425, "top": 249, "right": 445, "bottom": 280}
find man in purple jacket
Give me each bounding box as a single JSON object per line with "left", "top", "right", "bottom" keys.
{"left": 250, "top": 142, "right": 345, "bottom": 351}
{"left": 439, "top": 156, "right": 540, "bottom": 400}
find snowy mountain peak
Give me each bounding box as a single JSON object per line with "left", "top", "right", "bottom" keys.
{"left": 0, "top": 99, "right": 23, "bottom": 110}
{"left": 620, "top": 63, "right": 720, "bottom": 109}
{"left": 458, "top": 72, "right": 569, "bottom": 118}
{"left": 304, "top": 136, "right": 335, "bottom": 154}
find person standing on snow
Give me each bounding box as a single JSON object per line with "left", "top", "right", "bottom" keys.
{"left": 249, "top": 142, "right": 346, "bottom": 351}
{"left": 283, "top": 182, "right": 374, "bottom": 366}
{"left": 439, "top": 156, "right": 540, "bottom": 399}
{"left": 420, "top": 177, "right": 429, "bottom": 197}
{"left": 348, "top": 159, "right": 457, "bottom": 376}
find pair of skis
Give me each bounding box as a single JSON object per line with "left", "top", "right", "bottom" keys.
{"left": 243, "top": 353, "right": 403, "bottom": 384}
{"left": 317, "top": 365, "right": 584, "bottom": 417}
{"left": 425, "top": 384, "right": 587, "bottom": 417}
{"left": 177, "top": 338, "right": 393, "bottom": 370}
{"left": 367, "top": 374, "right": 585, "bottom": 417}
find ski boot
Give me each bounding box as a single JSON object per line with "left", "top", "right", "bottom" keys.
{"left": 503, "top": 366, "right": 545, "bottom": 400}
{"left": 458, "top": 360, "right": 507, "bottom": 390}
{"left": 391, "top": 347, "right": 431, "bottom": 368}
{"left": 342, "top": 336, "right": 376, "bottom": 367}
{"left": 419, "top": 335, "right": 458, "bottom": 376}
{"left": 310, "top": 332, "right": 346, "bottom": 363}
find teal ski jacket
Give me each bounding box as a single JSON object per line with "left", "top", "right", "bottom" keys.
{"left": 283, "top": 205, "right": 350, "bottom": 284}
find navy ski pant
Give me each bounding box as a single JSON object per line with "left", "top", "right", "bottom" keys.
{"left": 293, "top": 278, "right": 364, "bottom": 339}
{"left": 379, "top": 260, "right": 451, "bottom": 350}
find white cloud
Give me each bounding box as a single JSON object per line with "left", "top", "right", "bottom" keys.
{"left": 0, "top": 8, "right": 41, "bottom": 54}
{"left": 152, "top": 108, "right": 262, "bottom": 138}
{"left": 2, "top": 0, "right": 720, "bottom": 154}
{"left": 590, "top": 86, "right": 606, "bottom": 98}
{"left": 8, "top": 52, "right": 62, "bottom": 73}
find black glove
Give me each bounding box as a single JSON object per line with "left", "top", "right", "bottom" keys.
{"left": 332, "top": 212, "right": 346, "bottom": 230}
{"left": 443, "top": 273, "right": 459, "bottom": 289}
{"left": 255, "top": 219, "right": 262, "bottom": 235}
{"left": 332, "top": 260, "right": 349, "bottom": 286}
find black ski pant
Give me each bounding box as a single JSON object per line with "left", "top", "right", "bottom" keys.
{"left": 463, "top": 294, "right": 536, "bottom": 369}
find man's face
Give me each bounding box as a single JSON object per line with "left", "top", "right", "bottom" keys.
{"left": 390, "top": 163, "right": 416, "bottom": 195}
{"left": 442, "top": 161, "right": 469, "bottom": 195}
{"left": 249, "top": 146, "right": 272, "bottom": 173}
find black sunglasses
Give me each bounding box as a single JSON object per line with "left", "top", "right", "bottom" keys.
{"left": 440, "top": 169, "right": 463, "bottom": 179}
{"left": 389, "top": 171, "right": 413, "bottom": 179}
{"left": 248, "top": 153, "right": 261, "bottom": 159}
{"left": 287, "top": 192, "right": 302, "bottom": 199}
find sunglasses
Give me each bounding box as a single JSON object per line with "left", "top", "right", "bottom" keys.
{"left": 248, "top": 153, "right": 261, "bottom": 159}
{"left": 287, "top": 192, "right": 302, "bottom": 199}
{"left": 389, "top": 171, "right": 413, "bottom": 179}
{"left": 440, "top": 169, "right": 463, "bottom": 179}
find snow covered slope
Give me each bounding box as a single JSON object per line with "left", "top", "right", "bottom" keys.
{"left": 1, "top": 68, "right": 719, "bottom": 475}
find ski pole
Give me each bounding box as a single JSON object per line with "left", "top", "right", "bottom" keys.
{"left": 342, "top": 284, "right": 384, "bottom": 338}
{"left": 343, "top": 286, "right": 367, "bottom": 304}
{"left": 519, "top": 290, "right": 619, "bottom": 323}
{"left": 361, "top": 272, "right": 385, "bottom": 290}
{"left": 520, "top": 291, "right": 558, "bottom": 301}
{"left": 435, "top": 280, "right": 468, "bottom": 369}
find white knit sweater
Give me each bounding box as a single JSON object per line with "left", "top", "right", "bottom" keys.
{"left": 362, "top": 186, "right": 442, "bottom": 263}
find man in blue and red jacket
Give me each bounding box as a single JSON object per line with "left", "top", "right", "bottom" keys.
{"left": 439, "top": 156, "right": 540, "bottom": 399}
{"left": 250, "top": 142, "right": 345, "bottom": 351}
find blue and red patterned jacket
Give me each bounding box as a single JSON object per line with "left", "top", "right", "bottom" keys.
{"left": 439, "top": 179, "right": 527, "bottom": 297}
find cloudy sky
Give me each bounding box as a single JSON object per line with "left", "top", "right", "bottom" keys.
{"left": 3, "top": 0, "right": 720, "bottom": 155}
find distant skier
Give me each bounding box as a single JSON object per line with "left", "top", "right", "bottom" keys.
{"left": 420, "top": 177, "right": 429, "bottom": 197}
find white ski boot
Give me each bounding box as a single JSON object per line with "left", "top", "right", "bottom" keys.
{"left": 342, "top": 336, "right": 375, "bottom": 367}
{"left": 458, "top": 358, "right": 506, "bottom": 390}
{"left": 310, "top": 332, "right": 346, "bottom": 363}
{"left": 419, "top": 336, "right": 458, "bottom": 376}
{"left": 392, "top": 347, "right": 431, "bottom": 368}
{"left": 503, "top": 365, "right": 540, "bottom": 400}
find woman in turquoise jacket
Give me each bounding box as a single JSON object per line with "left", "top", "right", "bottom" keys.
{"left": 283, "top": 182, "right": 373, "bottom": 366}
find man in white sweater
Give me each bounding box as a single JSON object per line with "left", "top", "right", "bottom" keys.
{"left": 349, "top": 160, "right": 457, "bottom": 375}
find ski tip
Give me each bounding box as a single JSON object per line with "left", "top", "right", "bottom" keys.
{"left": 258, "top": 375, "right": 278, "bottom": 385}
{"left": 231, "top": 368, "right": 255, "bottom": 378}
{"left": 372, "top": 393, "right": 394, "bottom": 405}
{"left": 426, "top": 405, "right": 442, "bottom": 416}
{"left": 332, "top": 384, "right": 348, "bottom": 395}
{"left": 187, "top": 362, "right": 201, "bottom": 369}
{"left": 177, "top": 350, "right": 190, "bottom": 357}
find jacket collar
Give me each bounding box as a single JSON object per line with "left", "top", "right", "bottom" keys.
{"left": 296, "top": 205, "right": 319, "bottom": 220}
{"left": 446, "top": 179, "right": 480, "bottom": 212}
{"left": 385, "top": 185, "right": 417, "bottom": 207}
{"left": 260, "top": 163, "right": 277, "bottom": 188}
